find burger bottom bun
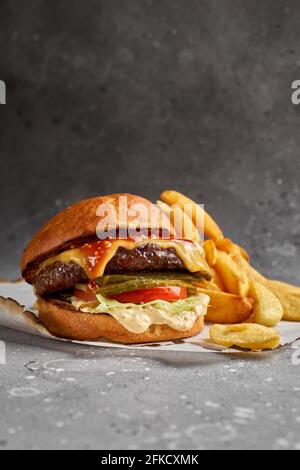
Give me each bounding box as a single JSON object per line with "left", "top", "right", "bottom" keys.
{"left": 37, "top": 298, "right": 205, "bottom": 344}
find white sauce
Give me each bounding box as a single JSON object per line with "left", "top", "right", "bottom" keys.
{"left": 72, "top": 294, "right": 210, "bottom": 334}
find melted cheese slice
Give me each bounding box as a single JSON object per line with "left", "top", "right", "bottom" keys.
{"left": 39, "top": 239, "right": 211, "bottom": 280}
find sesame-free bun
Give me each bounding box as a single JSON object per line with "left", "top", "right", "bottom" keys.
{"left": 21, "top": 194, "right": 171, "bottom": 280}
{"left": 37, "top": 297, "right": 205, "bottom": 344}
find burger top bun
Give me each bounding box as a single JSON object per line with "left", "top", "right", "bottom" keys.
{"left": 21, "top": 193, "right": 172, "bottom": 278}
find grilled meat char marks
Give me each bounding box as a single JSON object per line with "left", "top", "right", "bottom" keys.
{"left": 34, "top": 261, "right": 86, "bottom": 297}
{"left": 34, "top": 244, "right": 185, "bottom": 296}
{"left": 106, "top": 244, "right": 184, "bottom": 273}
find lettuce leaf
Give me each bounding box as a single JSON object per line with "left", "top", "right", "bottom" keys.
{"left": 93, "top": 293, "right": 209, "bottom": 315}
{"left": 70, "top": 293, "right": 210, "bottom": 334}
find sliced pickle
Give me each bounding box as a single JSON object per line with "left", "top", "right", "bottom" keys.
{"left": 98, "top": 278, "right": 201, "bottom": 297}
{"left": 95, "top": 272, "right": 203, "bottom": 286}
{"left": 75, "top": 273, "right": 205, "bottom": 297}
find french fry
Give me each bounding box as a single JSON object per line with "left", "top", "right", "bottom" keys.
{"left": 209, "top": 324, "right": 281, "bottom": 351}
{"left": 210, "top": 267, "right": 226, "bottom": 291}
{"left": 231, "top": 253, "right": 266, "bottom": 284}
{"left": 229, "top": 254, "right": 290, "bottom": 321}
{"left": 268, "top": 279, "right": 300, "bottom": 297}
{"left": 196, "top": 267, "right": 226, "bottom": 291}
{"left": 203, "top": 239, "right": 217, "bottom": 266}
{"left": 160, "top": 190, "right": 224, "bottom": 242}
{"left": 230, "top": 256, "right": 292, "bottom": 324}
{"left": 172, "top": 204, "right": 201, "bottom": 242}
{"left": 249, "top": 281, "right": 283, "bottom": 327}
{"left": 216, "top": 238, "right": 250, "bottom": 262}
{"left": 156, "top": 200, "right": 176, "bottom": 237}
{"left": 230, "top": 261, "right": 300, "bottom": 323}
{"left": 159, "top": 188, "right": 298, "bottom": 328}
{"left": 266, "top": 280, "right": 300, "bottom": 322}
{"left": 157, "top": 200, "right": 200, "bottom": 242}
{"left": 228, "top": 260, "right": 298, "bottom": 323}
{"left": 214, "top": 250, "right": 249, "bottom": 297}
{"left": 195, "top": 288, "right": 253, "bottom": 323}
{"left": 237, "top": 244, "right": 250, "bottom": 262}
{"left": 216, "top": 238, "right": 238, "bottom": 255}
{"left": 156, "top": 200, "right": 172, "bottom": 216}
{"left": 194, "top": 279, "right": 221, "bottom": 291}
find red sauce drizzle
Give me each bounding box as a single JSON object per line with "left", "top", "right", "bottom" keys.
{"left": 80, "top": 240, "right": 114, "bottom": 278}
{"left": 80, "top": 237, "right": 195, "bottom": 279}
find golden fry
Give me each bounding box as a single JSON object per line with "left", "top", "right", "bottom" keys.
{"left": 159, "top": 189, "right": 299, "bottom": 327}
{"left": 231, "top": 263, "right": 300, "bottom": 323}
{"left": 216, "top": 238, "right": 250, "bottom": 262}
{"left": 209, "top": 323, "right": 281, "bottom": 351}
{"left": 231, "top": 253, "right": 266, "bottom": 284}
{"left": 210, "top": 267, "right": 226, "bottom": 291}
{"left": 157, "top": 200, "right": 200, "bottom": 241}
{"left": 156, "top": 200, "right": 172, "bottom": 216}
{"left": 267, "top": 280, "right": 300, "bottom": 322}
{"left": 237, "top": 244, "right": 250, "bottom": 262}
{"left": 196, "top": 288, "right": 253, "bottom": 323}
{"left": 194, "top": 280, "right": 221, "bottom": 291}
{"left": 203, "top": 239, "right": 217, "bottom": 266}
{"left": 216, "top": 238, "right": 238, "bottom": 255}
{"left": 172, "top": 204, "right": 201, "bottom": 242}
{"left": 268, "top": 279, "right": 300, "bottom": 297}
{"left": 249, "top": 281, "right": 283, "bottom": 327}
{"left": 215, "top": 250, "right": 249, "bottom": 297}
{"left": 160, "top": 190, "right": 224, "bottom": 242}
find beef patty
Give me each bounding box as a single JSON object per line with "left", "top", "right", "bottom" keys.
{"left": 33, "top": 244, "right": 185, "bottom": 296}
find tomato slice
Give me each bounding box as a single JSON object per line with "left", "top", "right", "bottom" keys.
{"left": 111, "top": 286, "right": 187, "bottom": 304}
{"left": 74, "top": 289, "right": 97, "bottom": 302}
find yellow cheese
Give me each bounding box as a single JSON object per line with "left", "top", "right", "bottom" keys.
{"left": 42, "top": 249, "right": 86, "bottom": 270}
{"left": 153, "top": 239, "right": 209, "bottom": 274}
{"left": 39, "top": 239, "right": 211, "bottom": 280}
{"left": 39, "top": 240, "right": 135, "bottom": 279}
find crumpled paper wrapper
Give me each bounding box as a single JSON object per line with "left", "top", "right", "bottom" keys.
{"left": 0, "top": 281, "right": 300, "bottom": 353}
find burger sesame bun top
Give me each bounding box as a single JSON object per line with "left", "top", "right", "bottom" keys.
{"left": 21, "top": 193, "right": 172, "bottom": 278}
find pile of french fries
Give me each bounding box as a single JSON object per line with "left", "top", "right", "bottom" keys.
{"left": 159, "top": 190, "right": 300, "bottom": 351}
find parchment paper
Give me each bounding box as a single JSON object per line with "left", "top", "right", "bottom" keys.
{"left": 0, "top": 281, "right": 300, "bottom": 353}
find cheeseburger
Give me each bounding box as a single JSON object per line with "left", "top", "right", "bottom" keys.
{"left": 21, "top": 194, "right": 211, "bottom": 343}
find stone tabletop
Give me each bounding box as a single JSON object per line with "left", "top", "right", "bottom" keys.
{"left": 0, "top": 324, "right": 299, "bottom": 450}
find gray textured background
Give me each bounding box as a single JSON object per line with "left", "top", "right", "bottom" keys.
{"left": 0, "top": 0, "right": 300, "bottom": 280}
{"left": 0, "top": 0, "right": 300, "bottom": 450}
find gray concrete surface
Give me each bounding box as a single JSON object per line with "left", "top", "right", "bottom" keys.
{"left": 0, "top": 0, "right": 300, "bottom": 450}
{"left": 0, "top": 327, "right": 300, "bottom": 450}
